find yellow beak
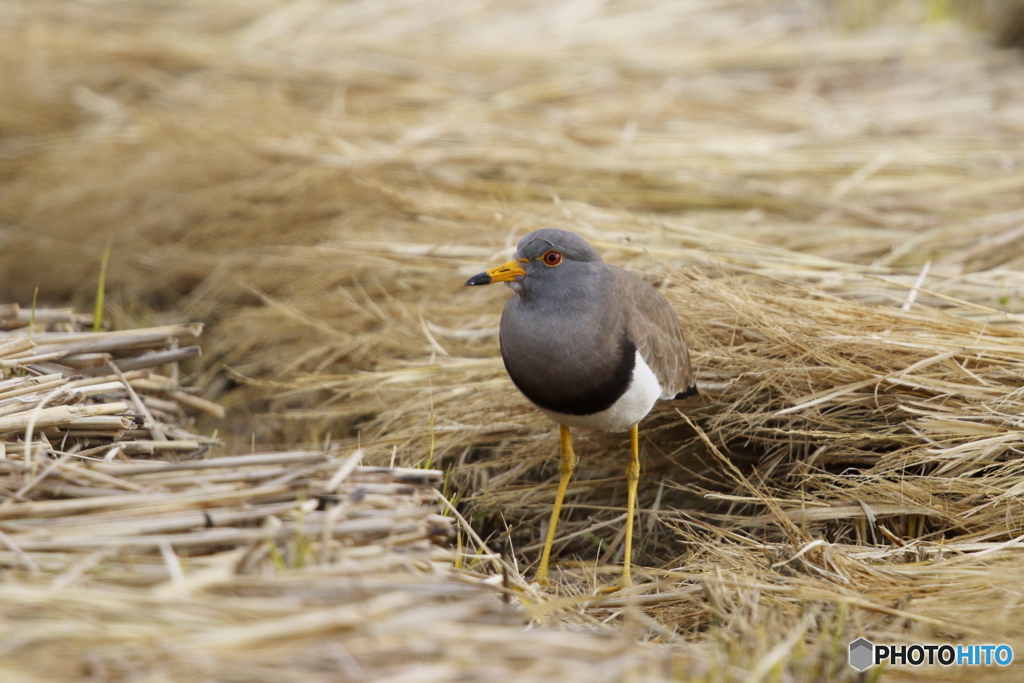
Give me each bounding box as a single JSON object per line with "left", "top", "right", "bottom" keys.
{"left": 464, "top": 259, "right": 528, "bottom": 286}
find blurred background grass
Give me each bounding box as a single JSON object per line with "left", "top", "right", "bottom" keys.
{"left": 4, "top": 0, "right": 1024, "bottom": 448}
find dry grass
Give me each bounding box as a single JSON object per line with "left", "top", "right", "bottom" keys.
{"left": 0, "top": 307, "right": 218, "bottom": 456}
{"left": 5, "top": 0, "right": 1024, "bottom": 681}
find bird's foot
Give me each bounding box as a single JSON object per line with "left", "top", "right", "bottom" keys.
{"left": 596, "top": 573, "right": 633, "bottom": 594}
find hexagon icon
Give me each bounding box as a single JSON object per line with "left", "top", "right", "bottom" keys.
{"left": 849, "top": 638, "right": 874, "bottom": 671}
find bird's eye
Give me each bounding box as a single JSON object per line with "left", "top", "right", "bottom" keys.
{"left": 541, "top": 250, "right": 562, "bottom": 266}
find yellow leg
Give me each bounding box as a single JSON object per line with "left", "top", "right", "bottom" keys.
{"left": 537, "top": 424, "right": 575, "bottom": 585}
{"left": 621, "top": 423, "right": 640, "bottom": 588}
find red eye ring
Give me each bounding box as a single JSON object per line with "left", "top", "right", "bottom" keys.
{"left": 541, "top": 250, "right": 562, "bottom": 266}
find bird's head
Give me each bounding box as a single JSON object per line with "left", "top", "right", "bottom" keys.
{"left": 464, "top": 229, "right": 604, "bottom": 299}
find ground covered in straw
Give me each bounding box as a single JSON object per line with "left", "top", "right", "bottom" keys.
{"left": 4, "top": 0, "right": 1024, "bottom": 681}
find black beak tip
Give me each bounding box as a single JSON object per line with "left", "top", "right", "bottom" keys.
{"left": 464, "top": 272, "right": 492, "bottom": 286}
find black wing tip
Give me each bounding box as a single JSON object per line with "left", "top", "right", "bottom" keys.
{"left": 671, "top": 385, "right": 699, "bottom": 400}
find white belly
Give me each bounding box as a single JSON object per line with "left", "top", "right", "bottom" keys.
{"left": 540, "top": 351, "right": 663, "bottom": 433}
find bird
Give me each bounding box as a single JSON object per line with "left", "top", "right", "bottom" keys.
{"left": 465, "top": 228, "right": 696, "bottom": 588}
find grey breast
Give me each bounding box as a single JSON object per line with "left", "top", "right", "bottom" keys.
{"left": 498, "top": 265, "right": 638, "bottom": 417}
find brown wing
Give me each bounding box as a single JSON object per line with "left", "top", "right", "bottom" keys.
{"left": 612, "top": 266, "right": 695, "bottom": 399}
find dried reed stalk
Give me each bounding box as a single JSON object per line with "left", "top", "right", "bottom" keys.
{"left": 0, "top": 306, "right": 217, "bottom": 456}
